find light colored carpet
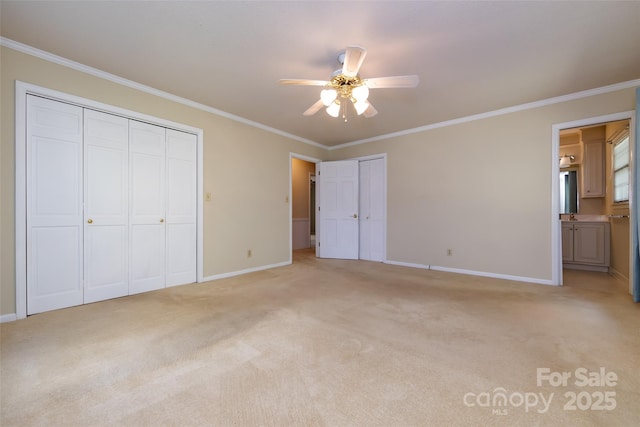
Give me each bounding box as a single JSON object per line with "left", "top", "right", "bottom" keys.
{"left": 1, "top": 249, "right": 639, "bottom": 426}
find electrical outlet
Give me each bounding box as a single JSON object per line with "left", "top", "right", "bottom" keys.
{"left": 247, "top": 249, "right": 252, "bottom": 258}
{"left": 447, "top": 249, "right": 453, "bottom": 256}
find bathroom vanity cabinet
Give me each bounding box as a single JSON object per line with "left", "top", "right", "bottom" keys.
{"left": 562, "top": 221, "right": 610, "bottom": 272}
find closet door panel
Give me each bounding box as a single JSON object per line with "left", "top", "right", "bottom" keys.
{"left": 84, "top": 109, "right": 129, "bottom": 303}
{"left": 368, "top": 158, "right": 386, "bottom": 262}
{"left": 130, "top": 225, "right": 164, "bottom": 290}
{"left": 358, "top": 161, "right": 371, "bottom": 260}
{"left": 358, "top": 158, "right": 385, "bottom": 262}
{"left": 165, "top": 129, "right": 197, "bottom": 286}
{"left": 129, "top": 121, "right": 166, "bottom": 294}
{"left": 26, "top": 96, "right": 84, "bottom": 314}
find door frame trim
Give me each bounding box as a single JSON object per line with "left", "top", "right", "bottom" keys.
{"left": 15, "top": 81, "right": 205, "bottom": 319}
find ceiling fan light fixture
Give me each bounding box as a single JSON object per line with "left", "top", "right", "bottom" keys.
{"left": 353, "top": 99, "right": 369, "bottom": 115}
{"left": 326, "top": 101, "right": 341, "bottom": 117}
{"left": 280, "top": 46, "right": 419, "bottom": 120}
{"left": 351, "top": 84, "right": 369, "bottom": 102}
{"left": 320, "top": 89, "right": 337, "bottom": 106}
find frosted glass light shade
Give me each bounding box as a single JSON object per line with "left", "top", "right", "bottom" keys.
{"left": 352, "top": 85, "right": 369, "bottom": 102}
{"left": 320, "top": 89, "right": 337, "bottom": 106}
{"left": 326, "top": 101, "right": 340, "bottom": 117}
{"left": 354, "top": 99, "right": 369, "bottom": 115}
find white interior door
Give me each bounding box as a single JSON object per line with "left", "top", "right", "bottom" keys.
{"left": 165, "top": 129, "right": 197, "bottom": 286}
{"left": 84, "top": 109, "right": 129, "bottom": 303}
{"left": 359, "top": 158, "right": 385, "bottom": 262}
{"left": 129, "top": 121, "right": 166, "bottom": 294}
{"left": 26, "top": 95, "right": 84, "bottom": 314}
{"left": 318, "top": 160, "right": 359, "bottom": 259}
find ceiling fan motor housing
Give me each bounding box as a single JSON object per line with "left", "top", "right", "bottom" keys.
{"left": 330, "top": 74, "right": 364, "bottom": 99}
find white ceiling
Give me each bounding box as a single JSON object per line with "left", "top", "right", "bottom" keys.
{"left": 2, "top": 1, "right": 639, "bottom": 147}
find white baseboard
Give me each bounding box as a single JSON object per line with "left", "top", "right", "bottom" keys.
{"left": 0, "top": 313, "right": 18, "bottom": 323}
{"left": 385, "top": 260, "right": 430, "bottom": 270}
{"left": 385, "top": 259, "right": 553, "bottom": 285}
{"left": 202, "top": 260, "right": 291, "bottom": 282}
{"left": 430, "top": 265, "right": 554, "bottom": 286}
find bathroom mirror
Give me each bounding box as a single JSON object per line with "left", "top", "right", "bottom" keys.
{"left": 559, "top": 169, "right": 578, "bottom": 214}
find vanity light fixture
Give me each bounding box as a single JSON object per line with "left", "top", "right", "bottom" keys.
{"left": 559, "top": 154, "right": 575, "bottom": 168}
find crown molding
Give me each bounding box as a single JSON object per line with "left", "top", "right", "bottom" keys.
{"left": 0, "top": 37, "right": 327, "bottom": 150}
{"left": 3, "top": 37, "right": 637, "bottom": 152}
{"left": 329, "top": 79, "right": 640, "bottom": 151}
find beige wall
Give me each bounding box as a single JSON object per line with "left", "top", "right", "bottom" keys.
{"left": 329, "top": 88, "right": 637, "bottom": 281}
{"left": 1, "top": 44, "right": 637, "bottom": 316}
{"left": 0, "top": 46, "right": 326, "bottom": 315}
{"left": 291, "top": 158, "right": 316, "bottom": 219}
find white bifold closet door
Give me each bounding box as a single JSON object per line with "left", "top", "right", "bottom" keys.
{"left": 128, "top": 122, "right": 197, "bottom": 293}
{"left": 165, "top": 129, "right": 197, "bottom": 286}
{"left": 26, "top": 96, "right": 84, "bottom": 314}
{"left": 84, "top": 109, "right": 129, "bottom": 303}
{"left": 26, "top": 96, "right": 197, "bottom": 314}
{"left": 129, "top": 121, "right": 167, "bottom": 294}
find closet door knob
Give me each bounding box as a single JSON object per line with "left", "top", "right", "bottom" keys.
{"left": 160, "top": 218, "right": 164, "bottom": 223}
{"left": 87, "top": 219, "right": 93, "bottom": 224}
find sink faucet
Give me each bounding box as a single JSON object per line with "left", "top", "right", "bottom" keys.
{"left": 569, "top": 213, "right": 576, "bottom": 221}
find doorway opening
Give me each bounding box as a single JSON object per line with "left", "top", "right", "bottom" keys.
{"left": 552, "top": 111, "right": 635, "bottom": 294}
{"left": 290, "top": 154, "right": 321, "bottom": 260}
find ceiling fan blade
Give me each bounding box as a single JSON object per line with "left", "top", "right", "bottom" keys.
{"left": 303, "top": 99, "right": 325, "bottom": 116}
{"left": 364, "top": 75, "right": 419, "bottom": 89}
{"left": 279, "top": 79, "right": 330, "bottom": 86}
{"left": 342, "top": 46, "right": 367, "bottom": 77}
{"left": 363, "top": 102, "right": 378, "bottom": 118}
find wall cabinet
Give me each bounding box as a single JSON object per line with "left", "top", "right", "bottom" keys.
{"left": 562, "top": 221, "right": 610, "bottom": 272}
{"left": 580, "top": 125, "right": 606, "bottom": 199}
{"left": 581, "top": 140, "right": 605, "bottom": 197}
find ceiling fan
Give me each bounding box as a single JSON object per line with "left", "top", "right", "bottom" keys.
{"left": 280, "top": 46, "right": 419, "bottom": 120}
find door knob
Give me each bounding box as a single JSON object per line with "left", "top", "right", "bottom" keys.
{"left": 353, "top": 214, "right": 358, "bottom": 219}
{"left": 87, "top": 219, "right": 93, "bottom": 224}
{"left": 160, "top": 218, "right": 164, "bottom": 223}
